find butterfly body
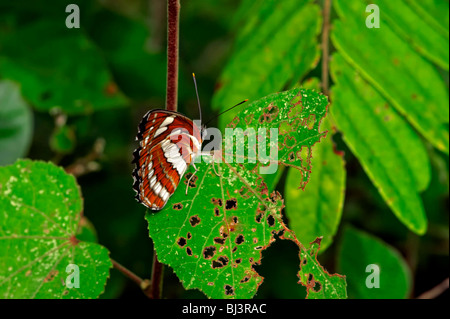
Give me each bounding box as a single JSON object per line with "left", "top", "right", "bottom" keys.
{"left": 132, "top": 109, "right": 203, "bottom": 210}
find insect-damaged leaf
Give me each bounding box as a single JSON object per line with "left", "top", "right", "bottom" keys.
{"left": 0, "top": 160, "right": 112, "bottom": 298}
{"left": 146, "top": 88, "right": 347, "bottom": 299}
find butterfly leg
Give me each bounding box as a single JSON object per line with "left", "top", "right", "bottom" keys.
{"left": 211, "top": 157, "right": 221, "bottom": 177}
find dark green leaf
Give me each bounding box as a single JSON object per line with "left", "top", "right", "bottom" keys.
{"left": 332, "top": 0, "right": 449, "bottom": 154}
{"left": 330, "top": 53, "right": 429, "bottom": 235}
{"left": 0, "top": 20, "right": 127, "bottom": 115}
{"left": 212, "top": 0, "right": 322, "bottom": 129}
{"left": 0, "top": 80, "right": 33, "bottom": 166}
{"left": 337, "top": 226, "right": 412, "bottom": 299}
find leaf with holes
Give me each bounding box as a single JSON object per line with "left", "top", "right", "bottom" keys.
{"left": 0, "top": 160, "right": 112, "bottom": 298}
{"left": 146, "top": 88, "right": 347, "bottom": 299}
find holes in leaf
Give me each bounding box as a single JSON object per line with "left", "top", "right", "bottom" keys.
{"left": 312, "top": 281, "right": 322, "bottom": 293}
{"left": 211, "top": 198, "right": 223, "bottom": 206}
{"left": 232, "top": 246, "right": 237, "bottom": 253}
{"left": 240, "top": 276, "right": 250, "bottom": 283}
{"left": 214, "top": 237, "right": 225, "bottom": 245}
{"left": 184, "top": 173, "right": 198, "bottom": 188}
{"left": 224, "top": 285, "right": 235, "bottom": 296}
{"left": 218, "top": 256, "right": 229, "bottom": 266}
{"left": 173, "top": 203, "right": 183, "bottom": 210}
{"left": 189, "top": 215, "right": 200, "bottom": 227}
{"left": 214, "top": 207, "right": 220, "bottom": 217}
{"left": 186, "top": 247, "right": 193, "bottom": 256}
{"left": 267, "top": 215, "right": 275, "bottom": 227}
{"left": 254, "top": 246, "right": 263, "bottom": 250}
{"left": 235, "top": 234, "right": 244, "bottom": 245}
{"left": 211, "top": 255, "right": 229, "bottom": 269}
{"left": 177, "top": 237, "right": 186, "bottom": 248}
{"left": 187, "top": 232, "right": 192, "bottom": 240}
{"left": 255, "top": 213, "right": 262, "bottom": 223}
{"left": 235, "top": 258, "right": 242, "bottom": 264}
{"left": 225, "top": 198, "right": 237, "bottom": 210}
{"left": 203, "top": 246, "right": 216, "bottom": 260}
{"left": 288, "top": 152, "right": 295, "bottom": 162}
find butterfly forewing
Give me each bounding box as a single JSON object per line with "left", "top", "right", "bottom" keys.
{"left": 132, "top": 109, "right": 202, "bottom": 210}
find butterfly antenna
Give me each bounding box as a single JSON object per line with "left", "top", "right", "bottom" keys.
{"left": 192, "top": 73, "right": 202, "bottom": 126}
{"left": 204, "top": 99, "right": 248, "bottom": 127}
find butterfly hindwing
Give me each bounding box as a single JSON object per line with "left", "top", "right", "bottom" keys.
{"left": 132, "top": 109, "right": 202, "bottom": 210}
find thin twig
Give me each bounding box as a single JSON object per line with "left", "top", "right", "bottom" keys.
{"left": 416, "top": 278, "right": 449, "bottom": 299}
{"left": 111, "top": 258, "right": 152, "bottom": 298}
{"left": 166, "top": 0, "right": 180, "bottom": 111}
{"left": 65, "top": 138, "right": 105, "bottom": 177}
{"left": 321, "top": 0, "right": 331, "bottom": 96}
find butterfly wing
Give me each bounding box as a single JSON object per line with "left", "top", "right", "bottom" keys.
{"left": 132, "top": 109, "right": 202, "bottom": 210}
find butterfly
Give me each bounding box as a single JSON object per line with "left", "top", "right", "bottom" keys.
{"left": 132, "top": 74, "right": 247, "bottom": 211}
{"left": 132, "top": 109, "right": 205, "bottom": 210}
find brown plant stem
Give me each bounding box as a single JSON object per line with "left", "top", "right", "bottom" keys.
{"left": 166, "top": 0, "right": 180, "bottom": 111}
{"left": 147, "top": 0, "right": 181, "bottom": 299}
{"left": 321, "top": 0, "right": 331, "bottom": 96}
{"left": 149, "top": 252, "right": 164, "bottom": 299}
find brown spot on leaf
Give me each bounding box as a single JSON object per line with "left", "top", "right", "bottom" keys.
{"left": 44, "top": 270, "right": 59, "bottom": 283}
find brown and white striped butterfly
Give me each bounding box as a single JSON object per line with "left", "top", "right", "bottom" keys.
{"left": 132, "top": 109, "right": 204, "bottom": 210}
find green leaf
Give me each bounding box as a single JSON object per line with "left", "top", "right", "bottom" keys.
{"left": 332, "top": 0, "right": 449, "bottom": 154}
{"left": 0, "top": 80, "right": 33, "bottom": 166}
{"left": 337, "top": 226, "right": 412, "bottom": 299}
{"left": 49, "top": 125, "right": 76, "bottom": 154}
{"left": 285, "top": 118, "right": 346, "bottom": 252}
{"left": 146, "top": 88, "right": 346, "bottom": 299}
{"left": 0, "top": 20, "right": 127, "bottom": 115}
{"left": 297, "top": 237, "right": 347, "bottom": 299}
{"left": 376, "top": 0, "right": 449, "bottom": 70}
{"left": 330, "top": 53, "right": 429, "bottom": 235}
{"left": 212, "top": 0, "right": 322, "bottom": 129}
{"left": 0, "top": 160, "right": 112, "bottom": 298}
{"left": 405, "top": 0, "right": 449, "bottom": 39}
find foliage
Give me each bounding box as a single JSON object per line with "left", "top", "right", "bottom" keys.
{"left": 0, "top": 0, "right": 448, "bottom": 300}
